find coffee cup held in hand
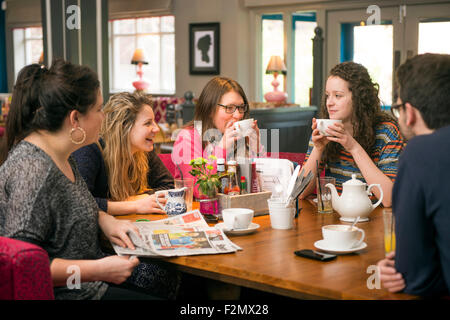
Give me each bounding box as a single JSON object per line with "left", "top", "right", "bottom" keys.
{"left": 234, "top": 118, "right": 254, "bottom": 137}
{"left": 316, "top": 119, "right": 342, "bottom": 137}
{"left": 321, "top": 224, "right": 365, "bottom": 250}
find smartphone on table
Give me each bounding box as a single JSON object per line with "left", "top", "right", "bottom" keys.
{"left": 294, "top": 249, "right": 337, "bottom": 262}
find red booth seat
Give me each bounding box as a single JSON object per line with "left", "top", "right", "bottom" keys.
{"left": 0, "top": 237, "right": 54, "bottom": 300}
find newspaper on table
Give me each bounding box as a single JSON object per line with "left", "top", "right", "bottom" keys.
{"left": 112, "top": 210, "right": 242, "bottom": 257}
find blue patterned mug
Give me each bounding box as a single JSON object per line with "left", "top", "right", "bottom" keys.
{"left": 155, "top": 187, "right": 187, "bottom": 215}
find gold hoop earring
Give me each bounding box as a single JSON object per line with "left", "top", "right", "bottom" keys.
{"left": 70, "top": 127, "right": 86, "bottom": 145}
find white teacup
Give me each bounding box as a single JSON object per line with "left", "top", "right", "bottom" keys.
{"left": 222, "top": 208, "right": 254, "bottom": 230}
{"left": 322, "top": 224, "right": 365, "bottom": 250}
{"left": 316, "top": 119, "right": 343, "bottom": 136}
{"left": 267, "top": 199, "right": 295, "bottom": 230}
{"left": 234, "top": 118, "right": 254, "bottom": 137}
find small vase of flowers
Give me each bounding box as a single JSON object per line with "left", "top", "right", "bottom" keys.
{"left": 189, "top": 155, "right": 222, "bottom": 216}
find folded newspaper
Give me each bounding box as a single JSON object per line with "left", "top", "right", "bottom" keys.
{"left": 112, "top": 210, "right": 242, "bottom": 257}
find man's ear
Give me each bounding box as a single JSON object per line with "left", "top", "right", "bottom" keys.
{"left": 69, "top": 110, "right": 80, "bottom": 127}
{"left": 404, "top": 103, "right": 416, "bottom": 127}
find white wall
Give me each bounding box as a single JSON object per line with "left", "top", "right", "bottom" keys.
{"left": 174, "top": 0, "right": 251, "bottom": 100}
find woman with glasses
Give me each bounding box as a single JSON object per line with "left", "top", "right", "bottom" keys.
{"left": 299, "top": 62, "right": 404, "bottom": 207}
{"left": 171, "top": 76, "right": 262, "bottom": 198}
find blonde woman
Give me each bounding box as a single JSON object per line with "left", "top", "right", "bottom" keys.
{"left": 73, "top": 91, "right": 174, "bottom": 215}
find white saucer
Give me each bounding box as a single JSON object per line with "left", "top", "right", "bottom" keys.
{"left": 215, "top": 222, "right": 260, "bottom": 235}
{"left": 340, "top": 217, "right": 369, "bottom": 223}
{"left": 314, "top": 240, "right": 367, "bottom": 254}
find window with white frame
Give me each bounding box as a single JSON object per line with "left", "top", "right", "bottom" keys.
{"left": 13, "top": 26, "right": 43, "bottom": 82}
{"left": 261, "top": 12, "right": 316, "bottom": 106}
{"left": 109, "top": 15, "right": 175, "bottom": 94}
{"left": 261, "top": 14, "right": 284, "bottom": 100}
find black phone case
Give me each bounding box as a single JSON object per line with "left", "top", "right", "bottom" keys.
{"left": 294, "top": 249, "right": 336, "bottom": 261}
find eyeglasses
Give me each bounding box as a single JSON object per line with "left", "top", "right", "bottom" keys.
{"left": 217, "top": 103, "right": 248, "bottom": 114}
{"left": 390, "top": 102, "right": 405, "bottom": 118}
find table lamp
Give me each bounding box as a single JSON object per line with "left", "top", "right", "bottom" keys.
{"left": 264, "top": 55, "right": 287, "bottom": 104}
{"left": 38, "top": 52, "right": 44, "bottom": 65}
{"left": 131, "top": 48, "right": 149, "bottom": 91}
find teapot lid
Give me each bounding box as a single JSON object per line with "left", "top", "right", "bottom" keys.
{"left": 343, "top": 174, "right": 366, "bottom": 186}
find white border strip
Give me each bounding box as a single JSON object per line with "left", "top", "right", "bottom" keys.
{"left": 46, "top": 0, "right": 53, "bottom": 64}
{"left": 78, "top": 0, "right": 82, "bottom": 64}
{"left": 62, "top": 0, "right": 66, "bottom": 59}
{"left": 96, "top": 0, "right": 102, "bottom": 86}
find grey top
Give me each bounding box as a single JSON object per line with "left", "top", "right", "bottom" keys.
{"left": 0, "top": 141, "right": 108, "bottom": 300}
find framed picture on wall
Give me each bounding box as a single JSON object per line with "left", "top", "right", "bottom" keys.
{"left": 189, "top": 22, "right": 220, "bottom": 75}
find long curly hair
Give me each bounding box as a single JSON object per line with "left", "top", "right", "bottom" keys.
{"left": 100, "top": 91, "right": 153, "bottom": 201}
{"left": 320, "top": 62, "right": 396, "bottom": 163}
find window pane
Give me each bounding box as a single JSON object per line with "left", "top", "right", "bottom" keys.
{"left": 27, "top": 39, "right": 43, "bottom": 64}
{"left": 353, "top": 24, "right": 393, "bottom": 106}
{"left": 137, "top": 17, "right": 160, "bottom": 33}
{"left": 294, "top": 20, "right": 316, "bottom": 106}
{"left": 161, "top": 16, "right": 175, "bottom": 33}
{"left": 161, "top": 34, "right": 175, "bottom": 93}
{"left": 138, "top": 35, "right": 161, "bottom": 93}
{"left": 13, "top": 27, "right": 43, "bottom": 82}
{"left": 25, "top": 27, "right": 42, "bottom": 38}
{"left": 13, "top": 29, "right": 25, "bottom": 81}
{"left": 113, "top": 36, "right": 135, "bottom": 91}
{"left": 109, "top": 16, "right": 176, "bottom": 95}
{"left": 418, "top": 21, "right": 450, "bottom": 54}
{"left": 262, "top": 17, "right": 284, "bottom": 101}
{"left": 113, "top": 19, "right": 135, "bottom": 34}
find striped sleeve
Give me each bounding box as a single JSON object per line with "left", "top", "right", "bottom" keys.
{"left": 304, "top": 136, "right": 314, "bottom": 162}
{"left": 372, "top": 121, "right": 405, "bottom": 182}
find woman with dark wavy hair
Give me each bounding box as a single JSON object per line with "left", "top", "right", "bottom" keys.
{"left": 0, "top": 60, "right": 159, "bottom": 300}
{"left": 300, "top": 62, "right": 404, "bottom": 207}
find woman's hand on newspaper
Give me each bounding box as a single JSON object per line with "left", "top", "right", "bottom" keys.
{"left": 133, "top": 193, "right": 167, "bottom": 214}
{"left": 99, "top": 211, "right": 141, "bottom": 250}
{"left": 97, "top": 255, "right": 140, "bottom": 284}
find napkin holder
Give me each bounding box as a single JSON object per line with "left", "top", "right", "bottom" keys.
{"left": 217, "top": 191, "right": 272, "bottom": 219}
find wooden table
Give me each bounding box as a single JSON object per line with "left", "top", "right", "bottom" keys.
{"left": 117, "top": 200, "right": 417, "bottom": 300}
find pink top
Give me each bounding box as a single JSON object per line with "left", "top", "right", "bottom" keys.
{"left": 171, "top": 126, "right": 226, "bottom": 199}
{"left": 171, "top": 126, "right": 265, "bottom": 199}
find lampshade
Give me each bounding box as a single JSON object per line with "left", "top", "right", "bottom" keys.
{"left": 131, "top": 48, "right": 149, "bottom": 65}
{"left": 265, "top": 55, "right": 287, "bottom": 75}
{"left": 38, "top": 52, "right": 44, "bottom": 64}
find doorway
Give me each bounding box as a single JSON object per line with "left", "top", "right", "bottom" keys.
{"left": 327, "top": 2, "right": 450, "bottom": 107}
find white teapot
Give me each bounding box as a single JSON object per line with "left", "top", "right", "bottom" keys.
{"left": 325, "top": 174, "right": 383, "bottom": 222}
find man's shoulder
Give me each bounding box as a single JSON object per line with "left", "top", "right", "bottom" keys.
{"left": 410, "top": 125, "right": 450, "bottom": 146}
{"left": 402, "top": 126, "right": 450, "bottom": 160}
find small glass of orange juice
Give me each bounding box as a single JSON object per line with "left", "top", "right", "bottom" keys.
{"left": 383, "top": 208, "right": 396, "bottom": 255}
